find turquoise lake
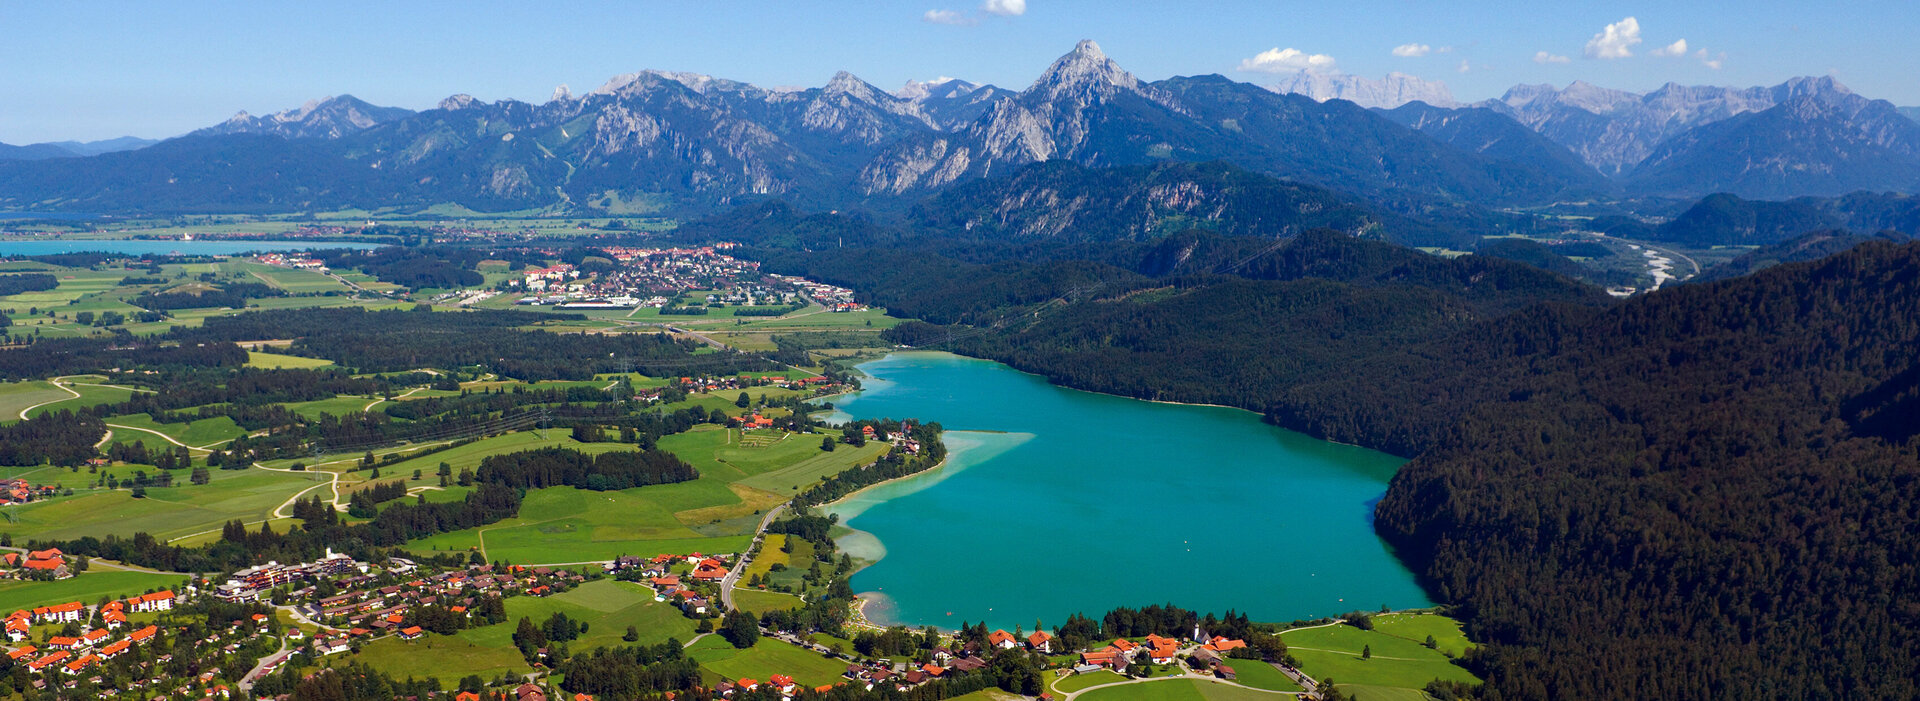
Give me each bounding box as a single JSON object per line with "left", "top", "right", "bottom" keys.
{"left": 821, "top": 351, "right": 1432, "bottom": 631}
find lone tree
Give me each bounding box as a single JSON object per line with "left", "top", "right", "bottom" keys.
{"left": 1362, "top": 644, "right": 1372, "bottom": 660}
{"left": 735, "top": 392, "right": 751, "bottom": 408}
{"left": 821, "top": 437, "right": 836, "bottom": 452}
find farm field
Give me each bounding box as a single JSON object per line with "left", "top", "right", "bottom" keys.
{"left": 1279, "top": 622, "right": 1478, "bottom": 695}
{"left": 687, "top": 635, "right": 849, "bottom": 688}
{"left": 731, "top": 588, "right": 805, "bottom": 616}
{"left": 1369, "top": 612, "right": 1474, "bottom": 658}
{"left": 245, "top": 351, "right": 334, "bottom": 369}
{"left": 455, "top": 579, "right": 698, "bottom": 651}
{"left": 338, "top": 634, "right": 528, "bottom": 688}
{"left": 0, "top": 381, "right": 71, "bottom": 420}
{"left": 1217, "top": 660, "right": 1302, "bottom": 692}
{"left": 1075, "top": 678, "right": 1279, "bottom": 701}
{"left": 105, "top": 412, "right": 246, "bottom": 448}
{"left": 1052, "top": 670, "right": 1127, "bottom": 695}
{"left": 404, "top": 423, "right": 883, "bottom": 566}
{"left": 0, "top": 570, "right": 188, "bottom": 612}
{"left": 0, "top": 466, "right": 326, "bottom": 542}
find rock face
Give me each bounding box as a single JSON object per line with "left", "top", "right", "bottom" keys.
{"left": 194, "top": 95, "right": 415, "bottom": 139}
{"left": 1268, "top": 72, "right": 1456, "bottom": 109}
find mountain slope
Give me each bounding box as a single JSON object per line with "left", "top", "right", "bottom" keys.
{"left": 1628, "top": 88, "right": 1920, "bottom": 198}
{"left": 1377, "top": 102, "right": 1611, "bottom": 194}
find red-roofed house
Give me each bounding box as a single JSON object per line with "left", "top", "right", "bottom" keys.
{"left": 399, "top": 626, "right": 424, "bottom": 640}
{"left": 129, "top": 590, "right": 174, "bottom": 612}
{"left": 26, "top": 548, "right": 59, "bottom": 561}
{"left": 6, "top": 646, "right": 34, "bottom": 661}
{"left": 770, "top": 674, "right": 795, "bottom": 693}
{"left": 1026, "top": 630, "right": 1053, "bottom": 653}
{"left": 988, "top": 629, "right": 1018, "bottom": 649}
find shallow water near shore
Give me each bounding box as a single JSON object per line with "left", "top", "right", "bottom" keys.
{"left": 819, "top": 351, "right": 1432, "bottom": 630}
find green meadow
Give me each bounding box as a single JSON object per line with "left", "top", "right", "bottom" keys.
{"left": 1279, "top": 621, "right": 1479, "bottom": 697}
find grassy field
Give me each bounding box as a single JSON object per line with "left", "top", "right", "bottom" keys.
{"left": 245, "top": 351, "right": 335, "bottom": 369}
{"left": 687, "top": 635, "right": 849, "bottom": 688}
{"left": 280, "top": 395, "right": 382, "bottom": 421}
{"left": 1279, "top": 623, "right": 1478, "bottom": 694}
{"left": 1370, "top": 612, "right": 1474, "bottom": 658}
{"left": 0, "top": 570, "right": 187, "bottom": 612}
{"left": 731, "top": 588, "right": 806, "bottom": 616}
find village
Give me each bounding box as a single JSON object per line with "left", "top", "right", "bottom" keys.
{"left": 502, "top": 246, "right": 864, "bottom": 313}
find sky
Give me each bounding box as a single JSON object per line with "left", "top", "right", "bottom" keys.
{"left": 3, "top": 0, "right": 1917, "bottom": 144}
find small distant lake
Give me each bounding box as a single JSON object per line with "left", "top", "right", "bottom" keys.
{"left": 821, "top": 351, "right": 1431, "bottom": 630}
{"left": 0, "top": 239, "right": 381, "bottom": 256}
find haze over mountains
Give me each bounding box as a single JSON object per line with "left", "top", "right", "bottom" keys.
{"left": 2, "top": 40, "right": 1919, "bottom": 215}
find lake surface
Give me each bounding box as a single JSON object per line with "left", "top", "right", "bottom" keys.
{"left": 821, "top": 351, "right": 1431, "bottom": 630}
{"left": 0, "top": 240, "right": 379, "bottom": 256}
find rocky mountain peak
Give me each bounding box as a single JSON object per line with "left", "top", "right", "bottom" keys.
{"left": 550, "top": 84, "right": 573, "bottom": 102}
{"left": 1028, "top": 39, "right": 1140, "bottom": 99}
{"left": 438, "top": 94, "right": 478, "bottom": 111}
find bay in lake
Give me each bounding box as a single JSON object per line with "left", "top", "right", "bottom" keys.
{"left": 821, "top": 351, "right": 1431, "bottom": 630}
{"left": 0, "top": 239, "right": 379, "bottom": 256}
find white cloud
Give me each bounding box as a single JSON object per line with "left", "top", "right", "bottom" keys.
{"left": 1457, "top": 59, "right": 1472, "bottom": 74}
{"left": 1392, "top": 43, "right": 1431, "bottom": 58}
{"left": 981, "top": 0, "right": 1025, "bottom": 16}
{"left": 1699, "top": 49, "right": 1726, "bottom": 70}
{"left": 922, "top": 9, "right": 976, "bottom": 25}
{"left": 1650, "top": 39, "right": 1688, "bottom": 57}
{"left": 1238, "top": 47, "right": 1337, "bottom": 73}
{"left": 1584, "top": 16, "right": 1642, "bottom": 59}
{"left": 1533, "top": 51, "right": 1571, "bottom": 64}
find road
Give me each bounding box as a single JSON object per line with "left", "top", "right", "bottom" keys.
{"left": 237, "top": 637, "right": 291, "bottom": 693}
{"left": 718, "top": 502, "right": 788, "bottom": 611}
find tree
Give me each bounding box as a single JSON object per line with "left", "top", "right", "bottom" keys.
{"left": 129, "top": 486, "right": 146, "bottom": 499}
{"left": 820, "top": 437, "right": 835, "bottom": 452}
{"left": 190, "top": 466, "right": 211, "bottom": 485}
{"left": 735, "top": 392, "right": 751, "bottom": 408}
{"left": 623, "top": 625, "right": 638, "bottom": 642}
{"left": 721, "top": 610, "right": 759, "bottom": 649}
{"left": 1362, "top": 644, "right": 1371, "bottom": 660}
{"left": 361, "top": 451, "right": 375, "bottom": 469}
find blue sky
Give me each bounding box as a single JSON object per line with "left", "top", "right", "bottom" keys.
{"left": 3, "top": 0, "right": 1915, "bottom": 143}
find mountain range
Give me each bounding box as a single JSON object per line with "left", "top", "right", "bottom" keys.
{"left": 0, "top": 136, "right": 156, "bottom": 161}
{"left": 2, "top": 41, "right": 1918, "bottom": 217}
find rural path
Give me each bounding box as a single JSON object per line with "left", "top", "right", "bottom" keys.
{"left": 719, "top": 502, "right": 787, "bottom": 611}
{"left": 94, "top": 430, "right": 115, "bottom": 449}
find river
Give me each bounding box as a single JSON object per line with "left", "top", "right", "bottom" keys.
{"left": 819, "top": 351, "right": 1432, "bottom": 631}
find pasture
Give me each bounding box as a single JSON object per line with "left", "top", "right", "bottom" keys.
{"left": 1279, "top": 622, "right": 1479, "bottom": 695}
{"left": 0, "top": 570, "right": 187, "bottom": 612}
